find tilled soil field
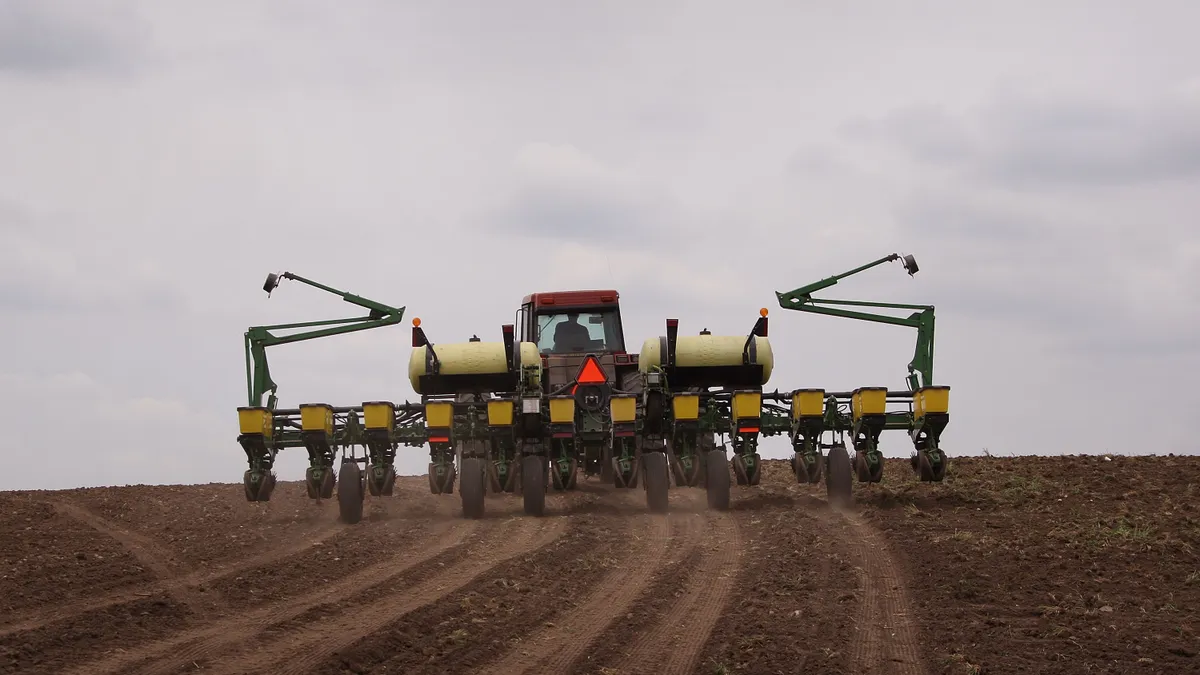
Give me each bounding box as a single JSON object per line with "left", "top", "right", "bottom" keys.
{"left": 2, "top": 455, "right": 1198, "bottom": 674}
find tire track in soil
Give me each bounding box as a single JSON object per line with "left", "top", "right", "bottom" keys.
{"left": 0, "top": 517, "right": 344, "bottom": 638}
{"left": 839, "top": 509, "right": 926, "bottom": 675}
{"left": 611, "top": 510, "right": 742, "bottom": 675}
{"left": 65, "top": 517, "right": 479, "bottom": 675}
{"left": 484, "top": 510, "right": 690, "bottom": 675}
{"left": 787, "top": 516, "right": 837, "bottom": 673}
{"left": 212, "top": 515, "right": 569, "bottom": 675}
{"left": 48, "top": 501, "right": 209, "bottom": 612}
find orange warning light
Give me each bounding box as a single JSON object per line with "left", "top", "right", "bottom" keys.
{"left": 759, "top": 308, "right": 768, "bottom": 317}
{"left": 412, "top": 317, "right": 421, "bottom": 327}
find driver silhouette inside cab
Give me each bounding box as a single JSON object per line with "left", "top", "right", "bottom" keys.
{"left": 552, "top": 313, "right": 592, "bottom": 353}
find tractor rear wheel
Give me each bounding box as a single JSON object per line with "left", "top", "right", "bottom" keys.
{"left": 460, "top": 457, "right": 485, "bottom": 519}
{"left": 826, "top": 444, "right": 853, "bottom": 508}
{"left": 705, "top": 448, "right": 730, "bottom": 510}
{"left": 522, "top": 454, "right": 546, "bottom": 516}
{"left": 338, "top": 460, "right": 364, "bottom": 524}
{"left": 644, "top": 451, "right": 669, "bottom": 513}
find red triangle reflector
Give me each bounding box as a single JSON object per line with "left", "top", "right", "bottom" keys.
{"left": 576, "top": 356, "right": 607, "bottom": 384}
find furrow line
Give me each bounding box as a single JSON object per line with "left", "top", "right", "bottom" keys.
{"left": 0, "top": 518, "right": 343, "bottom": 637}
{"left": 487, "top": 510, "right": 699, "bottom": 675}
{"left": 658, "top": 510, "right": 742, "bottom": 674}
{"left": 842, "top": 511, "right": 926, "bottom": 675}
{"left": 245, "top": 514, "right": 569, "bottom": 675}
{"left": 67, "top": 517, "right": 477, "bottom": 675}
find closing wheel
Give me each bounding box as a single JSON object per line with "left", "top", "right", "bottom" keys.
{"left": 643, "top": 451, "right": 669, "bottom": 513}
{"left": 522, "top": 454, "right": 546, "bottom": 516}
{"left": 916, "top": 449, "right": 948, "bottom": 482}
{"left": 551, "top": 458, "right": 578, "bottom": 491}
{"left": 565, "top": 458, "right": 578, "bottom": 489}
{"left": 367, "top": 464, "right": 396, "bottom": 497}
{"left": 243, "top": 470, "right": 276, "bottom": 502}
{"left": 931, "top": 449, "right": 948, "bottom": 481}
{"left": 460, "top": 457, "right": 485, "bottom": 519}
{"left": 705, "top": 448, "right": 730, "bottom": 511}
{"left": 854, "top": 450, "right": 883, "bottom": 483}
{"left": 338, "top": 460, "right": 364, "bottom": 524}
{"left": 305, "top": 467, "right": 336, "bottom": 500}
{"left": 826, "top": 444, "right": 853, "bottom": 508}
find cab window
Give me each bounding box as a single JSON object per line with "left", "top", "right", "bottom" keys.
{"left": 535, "top": 310, "right": 624, "bottom": 354}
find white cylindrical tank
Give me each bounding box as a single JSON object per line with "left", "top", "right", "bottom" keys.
{"left": 408, "top": 341, "right": 542, "bottom": 394}
{"left": 638, "top": 334, "right": 773, "bottom": 385}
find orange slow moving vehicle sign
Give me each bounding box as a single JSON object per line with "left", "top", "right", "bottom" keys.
{"left": 571, "top": 355, "right": 608, "bottom": 394}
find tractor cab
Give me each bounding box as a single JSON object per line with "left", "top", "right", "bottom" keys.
{"left": 517, "top": 290, "right": 638, "bottom": 394}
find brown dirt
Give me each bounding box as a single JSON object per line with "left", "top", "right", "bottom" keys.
{"left": 2, "top": 454, "right": 1199, "bottom": 674}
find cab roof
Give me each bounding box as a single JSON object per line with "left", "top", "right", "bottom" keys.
{"left": 521, "top": 290, "right": 620, "bottom": 309}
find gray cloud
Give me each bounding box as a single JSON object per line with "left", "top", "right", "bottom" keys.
{"left": 891, "top": 190, "right": 1199, "bottom": 360}
{"left": 848, "top": 92, "right": 1200, "bottom": 189}
{"left": 0, "top": 1, "right": 147, "bottom": 75}
{"left": 0, "top": 206, "right": 188, "bottom": 316}
{"left": 3, "top": 2, "right": 1200, "bottom": 489}
{"left": 482, "top": 143, "right": 676, "bottom": 242}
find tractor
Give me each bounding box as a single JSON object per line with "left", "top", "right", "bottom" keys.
{"left": 234, "top": 253, "right": 952, "bottom": 524}
{"left": 515, "top": 290, "right": 643, "bottom": 488}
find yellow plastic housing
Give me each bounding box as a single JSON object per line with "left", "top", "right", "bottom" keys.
{"left": 914, "top": 386, "right": 950, "bottom": 418}
{"left": 407, "top": 341, "right": 542, "bottom": 394}
{"left": 237, "top": 407, "right": 273, "bottom": 437}
{"left": 610, "top": 395, "right": 636, "bottom": 424}
{"left": 363, "top": 401, "right": 395, "bottom": 431}
{"left": 851, "top": 388, "right": 887, "bottom": 420}
{"left": 488, "top": 399, "right": 515, "bottom": 426}
{"left": 425, "top": 401, "right": 453, "bottom": 429}
{"left": 731, "top": 391, "right": 762, "bottom": 420}
{"left": 672, "top": 394, "right": 700, "bottom": 421}
{"left": 300, "top": 404, "right": 334, "bottom": 435}
{"left": 638, "top": 334, "right": 774, "bottom": 385}
{"left": 791, "top": 389, "right": 825, "bottom": 419}
{"left": 549, "top": 396, "right": 575, "bottom": 424}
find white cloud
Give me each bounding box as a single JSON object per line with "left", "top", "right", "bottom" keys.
{"left": 0, "top": 371, "right": 230, "bottom": 490}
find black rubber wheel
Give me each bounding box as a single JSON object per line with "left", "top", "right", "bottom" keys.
{"left": 705, "top": 448, "right": 730, "bottom": 511}
{"left": 338, "top": 460, "right": 364, "bottom": 524}
{"left": 522, "top": 454, "right": 546, "bottom": 516}
{"left": 826, "top": 444, "right": 853, "bottom": 508}
{"left": 460, "top": 457, "right": 485, "bottom": 519}
{"left": 644, "top": 451, "right": 669, "bottom": 513}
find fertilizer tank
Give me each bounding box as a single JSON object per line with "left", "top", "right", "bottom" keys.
{"left": 638, "top": 333, "right": 773, "bottom": 386}
{"left": 408, "top": 340, "right": 542, "bottom": 394}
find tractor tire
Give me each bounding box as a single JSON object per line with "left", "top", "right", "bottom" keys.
{"left": 826, "top": 444, "right": 853, "bottom": 508}
{"left": 522, "top": 454, "right": 546, "bottom": 517}
{"left": 460, "top": 457, "right": 485, "bottom": 519}
{"left": 705, "top": 448, "right": 730, "bottom": 511}
{"left": 644, "top": 451, "right": 669, "bottom": 513}
{"left": 338, "top": 460, "right": 364, "bottom": 524}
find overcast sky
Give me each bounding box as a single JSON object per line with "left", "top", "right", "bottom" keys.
{"left": 2, "top": 1, "right": 1197, "bottom": 490}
